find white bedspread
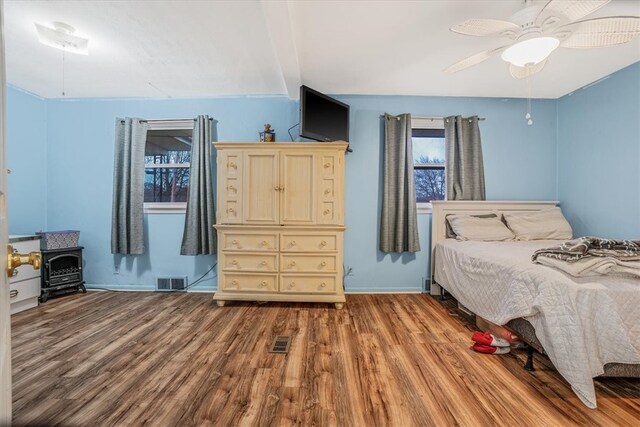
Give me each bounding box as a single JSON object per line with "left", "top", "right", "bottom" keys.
{"left": 434, "top": 239, "right": 640, "bottom": 408}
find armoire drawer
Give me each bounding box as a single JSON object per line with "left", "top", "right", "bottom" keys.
{"left": 280, "top": 275, "right": 336, "bottom": 294}
{"left": 221, "top": 252, "right": 277, "bottom": 272}
{"left": 280, "top": 254, "right": 337, "bottom": 273}
{"left": 221, "top": 273, "right": 277, "bottom": 293}
{"left": 9, "top": 277, "right": 41, "bottom": 303}
{"left": 281, "top": 234, "right": 337, "bottom": 252}
{"left": 222, "top": 233, "right": 278, "bottom": 252}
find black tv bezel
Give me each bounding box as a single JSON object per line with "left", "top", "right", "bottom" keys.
{"left": 299, "top": 85, "right": 350, "bottom": 142}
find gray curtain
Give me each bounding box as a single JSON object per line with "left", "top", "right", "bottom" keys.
{"left": 444, "top": 116, "right": 486, "bottom": 200}
{"left": 181, "top": 115, "right": 216, "bottom": 255}
{"left": 111, "top": 117, "right": 148, "bottom": 254}
{"left": 380, "top": 113, "right": 421, "bottom": 253}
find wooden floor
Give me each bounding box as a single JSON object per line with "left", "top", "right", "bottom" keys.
{"left": 10, "top": 292, "right": 640, "bottom": 427}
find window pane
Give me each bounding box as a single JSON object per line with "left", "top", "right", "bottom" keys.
{"left": 144, "top": 167, "right": 190, "bottom": 202}
{"left": 413, "top": 137, "right": 445, "bottom": 165}
{"left": 414, "top": 169, "right": 445, "bottom": 203}
{"left": 145, "top": 129, "right": 192, "bottom": 165}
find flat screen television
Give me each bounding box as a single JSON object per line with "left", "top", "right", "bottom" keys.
{"left": 300, "top": 85, "right": 350, "bottom": 143}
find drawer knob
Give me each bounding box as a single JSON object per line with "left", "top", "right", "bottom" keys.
{"left": 320, "top": 241, "right": 327, "bottom": 246}
{"left": 320, "top": 261, "right": 327, "bottom": 267}
{"left": 324, "top": 162, "right": 331, "bottom": 168}
{"left": 259, "top": 281, "right": 267, "bottom": 287}
{"left": 231, "top": 260, "right": 238, "bottom": 265}
{"left": 9, "top": 289, "right": 18, "bottom": 298}
{"left": 261, "top": 240, "right": 268, "bottom": 246}
{"left": 227, "top": 208, "right": 236, "bottom": 213}
{"left": 323, "top": 210, "right": 330, "bottom": 215}
{"left": 231, "top": 280, "right": 238, "bottom": 286}
{"left": 260, "top": 261, "right": 267, "bottom": 266}
{"left": 289, "top": 282, "right": 296, "bottom": 288}
{"left": 226, "top": 185, "right": 236, "bottom": 191}
{"left": 324, "top": 189, "right": 331, "bottom": 195}
{"left": 320, "top": 282, "right": 327, "bottom": 288}
{"left": 290, "top": 241, "right": 296, "bottom": 246}
{"left": 228, "top": 162, "right": 237, "bottom": 169}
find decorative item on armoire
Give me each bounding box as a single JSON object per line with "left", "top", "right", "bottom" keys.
{"left": 259, "top": 123, "right": 275, "bottom": 142}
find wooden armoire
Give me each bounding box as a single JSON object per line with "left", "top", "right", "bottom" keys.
{"left": 213, "top": 142, "right": 347, "bottom": 309}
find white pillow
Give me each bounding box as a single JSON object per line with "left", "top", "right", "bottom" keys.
{"left": 447, "top": 215, "right": 515, "bottom": 241}
{"left": 503, "top": 207, "right": 573, "bottom": 241}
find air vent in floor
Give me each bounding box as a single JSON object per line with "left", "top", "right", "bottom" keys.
{"left": 269, "top": 336, "right": 291, "bottom": 353}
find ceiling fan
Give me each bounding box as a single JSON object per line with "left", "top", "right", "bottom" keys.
{"left": 445, "top": 0, "right": 640, "bottom": 79}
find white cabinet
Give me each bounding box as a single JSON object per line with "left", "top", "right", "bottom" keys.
{"left": 8, "top": 237, "right": 41, "bottom": 314}
{"left": 214, "top": 142, "right": 347, "bottom": 309}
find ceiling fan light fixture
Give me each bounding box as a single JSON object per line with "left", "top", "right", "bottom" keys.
{"left": 501, "top": 36, "right": 559, "bottom": 67}
{"left": 35, "top": 22, "right": 89, "bottom": 55}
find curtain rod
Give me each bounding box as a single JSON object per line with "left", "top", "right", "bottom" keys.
{"left": 120, "top": 118, "right": 215, "bottom": 123}
{"left": 380, "top": 115, "right": 485, "bottom": 121}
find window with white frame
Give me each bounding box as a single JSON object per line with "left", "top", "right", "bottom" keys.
{"left": 144, "top": 120, "right": 193, "bottom": 213}
{"left": 412, "top": 118, "right": 445, "bottom": 213}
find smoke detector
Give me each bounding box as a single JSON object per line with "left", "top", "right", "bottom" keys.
{"left": 35, "top": 21, "right": 89, "bottom": 55}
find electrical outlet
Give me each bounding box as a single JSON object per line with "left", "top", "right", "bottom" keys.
{"left": 114, "top": 265, "right": 119, "bottom": 274}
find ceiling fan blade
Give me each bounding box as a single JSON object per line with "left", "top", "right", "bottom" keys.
{"left": 444, "top": 46, "right": 508, "bottom": 74}
{"left": 558, "top": 16, "right": 640, "bottom": 48}
{"left": 450, "top": 19, "right": 520, "bottom": 37}
{"left": 537, "top": 0, "right": 610, "bottom": 24}
{"left": 509, "top": 59, "right": 548, "bottom": 80}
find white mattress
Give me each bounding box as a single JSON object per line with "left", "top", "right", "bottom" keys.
{"left": 434, "top": 239, "right": 640, "bottom": 409}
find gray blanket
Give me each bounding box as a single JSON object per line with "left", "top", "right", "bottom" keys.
{"left": 532, "top": 236, "right": 640, "bottom": 262}
{"left": 532, "top": 237, "right": 640, "bottom": 278}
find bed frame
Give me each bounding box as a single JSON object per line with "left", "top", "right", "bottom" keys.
{"left": 430, "top": 200, "right": 640, "bottom": 377}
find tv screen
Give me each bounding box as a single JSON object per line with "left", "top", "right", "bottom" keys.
{"left": 300, "top": 85, "right": 349, "bottom": 142}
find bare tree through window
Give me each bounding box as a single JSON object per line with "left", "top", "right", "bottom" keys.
{"left": 412, "top": 128, "right": 445, "bottom": 204}
{"left": 144, "top": 129, "right": 192, "bottom": 203}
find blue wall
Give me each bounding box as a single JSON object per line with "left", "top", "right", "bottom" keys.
{"left": 14, "top": 66, "right": 638, "bottom": 292}
{"left": 6, "top": 85, "right": 48, "bottom": 234}
{"left": 557, "top": 62, "right": 640, "bottom": 239}
{"left": 337, "top": 95, "right": 557, "bottom": 291}
{"left": 45, "top": 96, "right": 297, "bottom": 290}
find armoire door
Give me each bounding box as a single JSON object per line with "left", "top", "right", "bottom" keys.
{"left": 243, "top": 151, "right": 279, "bottom": 224}
{"left": 280, "top": 152, "right": 316, "bottom": 225}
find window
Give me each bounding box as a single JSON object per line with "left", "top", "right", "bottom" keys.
{"left": 144, "top": 120, "right": 193, "bottom": 213}
{"left": 412, "top": 118, "right": 445, "bottom": 213}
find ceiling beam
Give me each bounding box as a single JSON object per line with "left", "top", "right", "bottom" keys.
{"left": 261, "top": 0, "right": 302, "bottom": 100}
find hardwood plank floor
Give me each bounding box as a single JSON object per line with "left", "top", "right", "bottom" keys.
{"left": 11, "top": 292, "right": 640, "bottom": 426}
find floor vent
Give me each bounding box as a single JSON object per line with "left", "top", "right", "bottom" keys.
{"left": 269, "top": 336, "right": 291, "bottom": 353}
{"left": 156, "top": 276, "right": 188, "bottom": 292}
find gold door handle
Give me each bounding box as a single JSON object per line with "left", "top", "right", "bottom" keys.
{"left": 7, "top": 245, "right": 41, "bottom": 278}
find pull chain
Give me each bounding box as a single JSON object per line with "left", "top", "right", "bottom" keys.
{"left": 62, "top": 49, "right": 66, "bottom": 97}
{"left": 526, "top": 73, "right": 533, "bottom": 126}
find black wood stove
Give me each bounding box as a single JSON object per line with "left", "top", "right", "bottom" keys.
{"left": 40, "top": 246, "right": 86, "bottom": 302}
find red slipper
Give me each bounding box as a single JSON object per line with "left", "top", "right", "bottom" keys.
{"left": 472, "top": 331, "right": 510, "bottom": 347}
{"left": 472, "top": 343, "right": 510, "bottom": 355}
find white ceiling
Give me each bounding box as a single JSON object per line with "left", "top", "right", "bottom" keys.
{"left": 4, "top": 0, "right": 640, "bottom": 100}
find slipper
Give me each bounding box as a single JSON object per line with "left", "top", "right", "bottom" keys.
{"left": 472, "top": 331, "right": 510, "bottom": 348}
{"left": 472, "top": 343, "right": 511, "bottom": 355}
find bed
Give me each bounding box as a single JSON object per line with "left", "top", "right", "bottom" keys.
{"left": 429, "top": 200, "right": 640, "bottom": 409}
